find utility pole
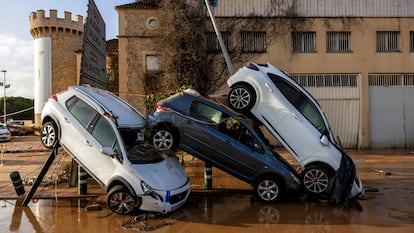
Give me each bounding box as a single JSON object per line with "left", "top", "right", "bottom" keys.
{"left": 1, "top": 70, "right": 7, "bottom": 123}
{"left": 203, "top": 0, "right": 234, "bottom": 75}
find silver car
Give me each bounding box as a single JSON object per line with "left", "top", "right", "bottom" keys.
{"left": 227, "top": 63, "right": 364, "bottom": 203}
{"left": 40, "top": 86, "right": 190, "bottom": 214}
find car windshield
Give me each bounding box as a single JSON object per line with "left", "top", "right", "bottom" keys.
{"left": 126, "top": 142, "right": 164, "bottom": 164}
{"left": 119, "top": 128, "right": 164, "bottom": 164}
{"left": 0, "top": 125, "right": 7, "bottom": 130}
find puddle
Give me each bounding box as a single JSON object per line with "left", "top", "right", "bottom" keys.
{"left": 0, "top": 191, "right": 413, "bottom": 233}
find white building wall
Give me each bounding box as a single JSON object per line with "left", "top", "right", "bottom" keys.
{"left": 34, "top": 37, "right": 52, "bottom": 115}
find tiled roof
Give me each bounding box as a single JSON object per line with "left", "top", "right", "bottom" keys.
{"left": 116, "top": 1, "right": 159, "bottom": 10}
{"left": 106, "top": 39, "right": 118, "bottom": 54}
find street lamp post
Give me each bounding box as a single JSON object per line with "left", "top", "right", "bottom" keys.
{"left": 1, "top": 70, "right": 6, "bottom": 124}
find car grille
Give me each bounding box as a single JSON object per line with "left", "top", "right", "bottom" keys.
{"left": 169, "top": 190, "right": 188, "bottom": 205}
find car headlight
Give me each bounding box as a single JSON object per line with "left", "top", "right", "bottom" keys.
{"left": 140, "top": 181, "right": 163, "bottom": 202}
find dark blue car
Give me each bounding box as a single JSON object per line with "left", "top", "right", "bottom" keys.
{"left": 146, "top": 89, "right": 302, "bottom": 202}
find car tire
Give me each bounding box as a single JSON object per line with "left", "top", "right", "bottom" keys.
{"left": 254, "top": 176, "right": 283, "bottom": 202}
{"left": 228, "top": 84, "right": 256, "bottom": 113}
{"left": 40, "top": 121, "right": 59, "bottom": 149}
{"left": 302, "top": 165, "right": 333, "bottom": 195}
{"left": 107, "top": 185, "right": 138, "bottom": 215}
{"left": 151, "top": 127, "right": 177, "bottom": 150}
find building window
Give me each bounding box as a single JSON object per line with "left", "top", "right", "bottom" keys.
{"left": 205, "top": 31, "right": 231, "bottom": 52}
{"left": 326, "top": 32, "right": 351, "bottom": 52}
{"left": 291, "top": 74, "right": 358, "bottom": 87}
{"left": 292, "top": 32, "right": 316, "bottom": 53}
{"left": 147, "top": 18, "right": 159, "bottom": 29}
{"left": 146, "top": 55, "right": 161, "bottom": 72}
{"left": 410, "top": 32, "right": 414, "bottom": 52}
{"left": 240, "top": 31, "right": 266, "bottom": 53}
{"left": 376, "top": 31, "right": 400, "bottom": 52}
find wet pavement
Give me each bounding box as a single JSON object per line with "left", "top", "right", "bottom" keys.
{"left": 1, "top": 136, "right": 414, "bottom": 232}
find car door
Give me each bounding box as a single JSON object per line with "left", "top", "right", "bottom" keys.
{"left": 61, "top": 96, "right": 97, "bottom": 159}
{"left": 78, "top": 114, "right": 120, "bottom": 185}
{"left": 260, "top": 74, "right": 332, "bottom": 165}
{"left": 181, "top": 101, "right": 263, "bottom": 179}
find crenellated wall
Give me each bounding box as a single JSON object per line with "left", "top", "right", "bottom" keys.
{"left": 29, "top": 10, "right": 84, "bottom": 127}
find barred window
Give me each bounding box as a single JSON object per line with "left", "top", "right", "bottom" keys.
{"left": 369, "top": 74, "right": 414, "bottom": 86}
{"left": 291, "top": 74, "right": 358, "bottom": 87}
{"left": 292, "top": 32, "right": 316, "bottom": 53}
{"left": 205, "top": 31, "right": 231, "bottom": 52}
{"left": 410, "top": 32, "right": 414, "bottom": 52}
{"left": 240, "top": 31, "right": 266, "bottom": 53}
{"left": 326, "top": 32, "right": 350, "bottom": 52}
{"left": 376, "top": 31, "right": 400, "bottom": 52}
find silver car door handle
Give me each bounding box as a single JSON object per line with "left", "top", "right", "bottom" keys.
{"left": 264, "top": 83, "right": 273, "bottom": 92}
{"left": 64, "top": 117, "right": 69, "bottom": 123}
{"left": 84, "top": 139, "right": 92, "bottom": 147}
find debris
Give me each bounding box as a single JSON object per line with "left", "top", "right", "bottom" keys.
{"left": 85, "top": 203, "right": 103, "bottom": 211}
{"left": 372, "top": 169, "right": 392, "bottom": 176}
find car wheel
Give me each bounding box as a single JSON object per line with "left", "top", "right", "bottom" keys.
{"left": 302, "top": 165, "right": 333, "bottom": 195}
{"left": 254, "top": 176, "right": 283, "bottom": 202}
{"left": 107, "top": 185, "right": 138, "bottom": 215}
{"left": 228, "top": 84, "right": 256, "bottom": 113}
{"left": 40, "top": 121, "right": 59, "bottom": 149}
{"left": 151, "top": 127, "right": 177, "bottom": 150}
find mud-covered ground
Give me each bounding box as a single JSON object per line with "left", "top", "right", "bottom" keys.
{"left": 0, "top": 136, "right": 413, "bottom": 233}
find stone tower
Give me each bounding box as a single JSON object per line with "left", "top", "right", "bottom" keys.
{"left": 29, "top": 10, "right": 84, "bottom": 127}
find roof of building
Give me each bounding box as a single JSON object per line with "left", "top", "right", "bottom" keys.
{"left": 106, "top": 39, "right": 118, "bottom": 54}
{"left": 116, "top": 1, "right": 159, "bottom": 10}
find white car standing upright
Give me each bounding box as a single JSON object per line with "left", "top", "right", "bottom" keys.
{"left": 227, "top": 62, "right": 363, "bottom": 203}
{"left": 40, "top": 85, "right": 190, "bottom": 214}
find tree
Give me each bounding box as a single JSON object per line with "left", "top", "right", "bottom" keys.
{"left": 0, "top": 97, "right": 34, "bottom": 122}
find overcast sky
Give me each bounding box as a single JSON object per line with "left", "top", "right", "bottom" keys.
{"left": 0, "top": 0, "right": 133, "bottom": 99}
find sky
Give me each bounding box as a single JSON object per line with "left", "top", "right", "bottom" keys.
{"left": 0, "top": 0, "right": 134, "bottom": 99}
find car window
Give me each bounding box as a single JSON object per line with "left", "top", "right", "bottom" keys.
{"left": 268, "top": 73, "right": 327, "bottom": 135}
{"left": 89, "top": 116, "right": 116, "bottom": 149}
{"left": 190, "top": 101, "right": 222, "bottom": 123}
{"left": 219, "top": 118, "right": 265, "bottom": 154}
{"left": 66, "top": 97, "right": 98, "bottom": 128}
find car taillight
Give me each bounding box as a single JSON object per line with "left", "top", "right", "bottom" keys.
{"left": 49, "top": 94, "right": 58, "bottom": 101}
{"left": 153, "top": 103, "right": 170, "bottom": 112}
{"left": 103, "top": 112, "right": 112, "bottom": 119}
{"left": 245, "top": 63, "right": 259, "bottom": 71}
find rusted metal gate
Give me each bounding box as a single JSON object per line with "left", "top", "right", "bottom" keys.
{"left": 369, "top": 74, "right": 414, "bottom": 148}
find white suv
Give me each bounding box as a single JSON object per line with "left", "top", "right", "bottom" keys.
{"left": 40, "top": 86, "right": 190, "bottom": 214}
{"left": 227, "top": 63, "right": 363, "bottom": 202}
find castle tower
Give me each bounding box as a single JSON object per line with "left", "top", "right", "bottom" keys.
{"left": 29, "top": 10, "right": 84, "bottom": 127}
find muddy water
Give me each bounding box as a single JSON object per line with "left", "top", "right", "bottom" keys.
{"left": 1, "top": 152, "right": 414, "bottom": 233}
{"left": 1, "top": 186, "right": 413, "bottom": 233}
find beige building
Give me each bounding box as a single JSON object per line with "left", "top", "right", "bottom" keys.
{"left": 115, "top": 0, "right": 414, "bottom": 149}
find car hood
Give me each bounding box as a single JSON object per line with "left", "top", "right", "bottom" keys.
{"left": 132, "top": 157, "right": 188, "bottom": 190}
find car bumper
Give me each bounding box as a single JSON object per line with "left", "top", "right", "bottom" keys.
{"left": 139, "top": 183, "right": 191, "bottom": 214}
{"left": 350, "top": 175, "right": 364, "bottom": 199}
{"left": 0, "top": 135, "right": 11, "bottom": 141}
{"left": 328, "top": 152, "right": 364, "bottom": 203}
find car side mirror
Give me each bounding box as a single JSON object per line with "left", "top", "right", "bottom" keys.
{"left": 320, "top": 135, "right": 329, "bottom": 147}
{"left": 101, "top": 147, "right": 115, "bottom": 157}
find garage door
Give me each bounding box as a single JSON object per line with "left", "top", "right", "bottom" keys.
{"left": 292, "top": 74, "right": 360, "bottom": 148}
{"left": 369, "top": 74, "right": 414, "bottom": 148}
